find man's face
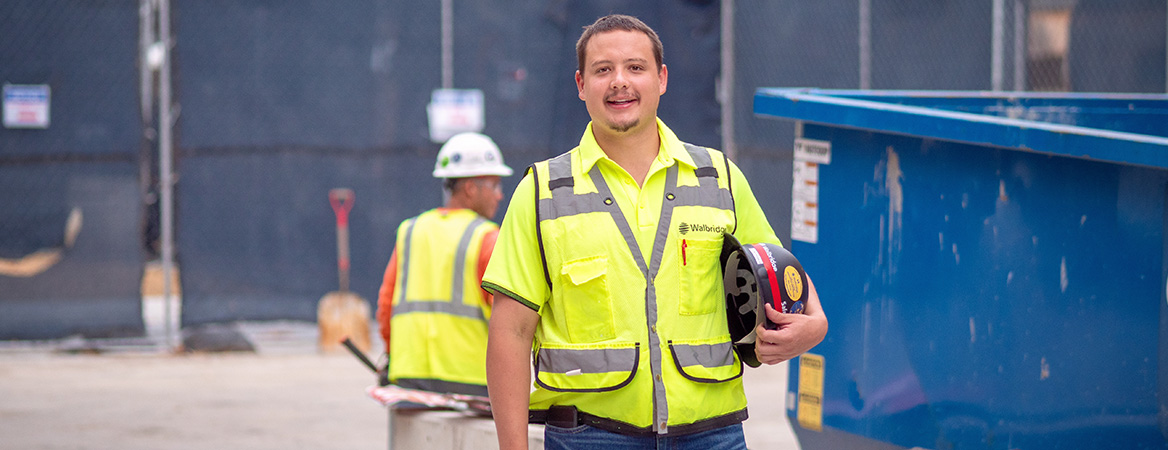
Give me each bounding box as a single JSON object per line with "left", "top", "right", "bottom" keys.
{"left": 467, "top": 176, "right": 503, "bottom": 219}
{"left": 575, "top": 30, "right": 668, "bottom": 136}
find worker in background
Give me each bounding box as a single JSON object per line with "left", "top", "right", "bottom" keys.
{"left": 376, "top": 132, "right": 512, "bottom": 397}
{"left": 483, "top": 14, "right": 828, "bottom": 449}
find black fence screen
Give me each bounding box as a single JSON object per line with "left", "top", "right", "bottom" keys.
{"left": 0, "top": 0, "right": 144, "bottom": 339}
{"left": 2, "top": 0, "right": 1163, "bottom": 337}
{"left": 173, "top": 0, "right": 725, "bottom": 324}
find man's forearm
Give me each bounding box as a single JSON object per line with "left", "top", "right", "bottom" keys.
{"left": 487, "top": 295, "right": 538, "bottom": 450}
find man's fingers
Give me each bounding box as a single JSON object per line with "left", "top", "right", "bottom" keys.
{"left": 764, "top": 303, "right": 797, "bottom": 324}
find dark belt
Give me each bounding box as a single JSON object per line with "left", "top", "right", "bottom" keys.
{"left": 529, "top": 405, "right": 749, "bottom": 437}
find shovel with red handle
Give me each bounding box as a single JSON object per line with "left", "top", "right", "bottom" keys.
{"left": 330, "top": 188, "right": 354, "bottom": 292}
{"left": 317, "top": 188, "right": 371, "bottom": 353}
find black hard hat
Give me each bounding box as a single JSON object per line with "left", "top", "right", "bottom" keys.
{"left": 720, "top": 234, "right": 808, "bottom": 367}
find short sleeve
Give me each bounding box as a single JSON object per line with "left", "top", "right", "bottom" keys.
{"left": 481, "top": 171, "right": 548, "bottom": 312}
{"left": 727, "top": 159, "right": 783, "bottom": 247}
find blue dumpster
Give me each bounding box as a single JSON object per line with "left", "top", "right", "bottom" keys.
{"left": 753, "top": 89, "right": 1168, "bottom": 450}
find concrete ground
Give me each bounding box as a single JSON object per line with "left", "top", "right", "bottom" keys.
{"left": 0, "top": 315, "right": 799, "bottom": 449}
{"left": 0, "top": 322, "right": 388, "bottom": 450}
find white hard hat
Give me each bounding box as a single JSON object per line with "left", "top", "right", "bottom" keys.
{"left": 433, "top": 132, "right": 514, "bottom": 178}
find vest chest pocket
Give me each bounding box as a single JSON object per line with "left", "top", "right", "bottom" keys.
{"left": 557, "top": 255, "right": 616, "bottom": 342}
{"left": 678, "top": 236, "right": 723, "bottom": 316}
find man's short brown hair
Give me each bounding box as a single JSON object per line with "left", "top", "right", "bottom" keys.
{"left": 576, "top": 14, "right": 664, "bottom": 75}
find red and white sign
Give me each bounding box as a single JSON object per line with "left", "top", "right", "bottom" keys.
{"left": 427, "top": 88, "right": 484, "bottom": 143}
{"left": 3, "top": 84, "right": 51, "bottom": 129}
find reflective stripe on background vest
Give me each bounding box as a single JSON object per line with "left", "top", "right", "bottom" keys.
{"left": 530, "top": 143, "right": 745, "bottom": 433}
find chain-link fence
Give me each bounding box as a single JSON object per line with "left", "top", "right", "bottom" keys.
{"left": 731, "top": 0, "right": 1165, "bottom": 96}
{"left": 171, "top": 0, "right": 726, "bottom": 326}
{"left": 2, "top": 0, "right": 1165, "bottom": 338}
{"left": 0, "top": 0, "right": 145, "bottom": 339}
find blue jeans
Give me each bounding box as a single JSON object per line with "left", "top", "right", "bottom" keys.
{"left": 543, "top": 423, "right": 748, "bottom": 450}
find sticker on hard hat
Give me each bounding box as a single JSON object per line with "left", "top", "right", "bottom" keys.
{"left": 784, "top": 265, "right": 804, "bottom": 301}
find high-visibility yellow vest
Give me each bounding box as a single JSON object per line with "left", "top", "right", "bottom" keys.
{"left": 389, "top": 208, "right": 494, "bottom": 396}
{"left": 528, "top": 143, "right": 745, "bottom": 435}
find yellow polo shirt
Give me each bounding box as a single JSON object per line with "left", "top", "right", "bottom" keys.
{"left": 483, "top": 119, "right": 780, "bottom": 312}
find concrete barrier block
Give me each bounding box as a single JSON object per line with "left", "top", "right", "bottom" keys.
{"left": 390, "top": 409, "right": 544, "bottom": 450}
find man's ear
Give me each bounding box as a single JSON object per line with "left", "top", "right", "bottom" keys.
{"left": 576, "top": 70, "right": 586, "bottom": 101}
{"left": 457, "top": 178, "right": 475, "bottom": 196}
{"left": 658, "top": 64, "right": 668, "bottom": 95}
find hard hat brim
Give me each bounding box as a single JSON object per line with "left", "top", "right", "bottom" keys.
{"left": 432, "top": 165, "right": 514, "bottom": 178}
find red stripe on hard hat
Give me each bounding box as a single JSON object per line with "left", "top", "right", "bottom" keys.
{"left": 751, "top": 243, "right": 781, "bottom": 314}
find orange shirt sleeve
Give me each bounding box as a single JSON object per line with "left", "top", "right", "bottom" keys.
{"left": 376, "top": 249, "right": 398, "bottom": 349}
{"left": 477, "top": 228, "right": 499, "bottom": 307}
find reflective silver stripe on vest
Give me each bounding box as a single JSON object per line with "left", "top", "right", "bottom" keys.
{"left": 395, "top": 217, "right": 418, "bottom": 307}
{"left": 547, "top": 151, "right": 573, "bottom": 186}
{"left": 393, "top": 215, "right": 487, "bottom": 321}
{"left": 393, "top": 299, "right": 485, "bottom": 319}
{"left": 683, "top": 143, "right": 719, "bottom": 188}
{"left": 675, "top": 144, "right": 733, "bottom": 210}
{"left": 671, "top": 342, "right": 735, "bottom": 368}
{"left": 452, "top": 217, "right": 487, "bottom": 307}
{"left": 537, "top": 347, "right": 638, "bottom": 374}
{"left": 587, "top": 165, "right": 676, "bottom": 433}
{"left": 538, "top": 192, "right": 610, "bottom": 220}
{"left": 539, "top": 185, "right": 730, "bottom": 218}
{"left": 539, "top": 152, "right": 608, "bottom": 219}
{"left": 671, "top": 185, "right": 733, "bottom": 209}
{"left": 539, "top": 145, "right": 732, "bottom": 221}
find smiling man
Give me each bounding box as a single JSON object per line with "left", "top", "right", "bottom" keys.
{"left": 482, "top": 14, "right": 828, "bottom": 450}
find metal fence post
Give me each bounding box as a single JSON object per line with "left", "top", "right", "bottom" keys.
{"left": 992, "top": 0, "right": 1005, "bottom": 91}
{"left": 720, "top": 0, "right": 736, "bottom": 160}
{"left": 158, "top": 0, "right": 177, "bottom": 350}
{"left": 859, "top": 0, "right": 871, "bottom": 89}
{"left": 441, "top": 0, "right": 453, "bottom": 89}
{"left": 1013, "top": 0, "right": 1025, "bottom": 91}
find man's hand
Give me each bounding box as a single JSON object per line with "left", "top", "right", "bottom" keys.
{"left": 754, "top": 278, "right": 827, "bottom": 365}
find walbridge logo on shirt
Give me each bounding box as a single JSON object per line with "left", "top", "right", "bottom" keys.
{"left": 678, "top": 222, "right": 726, "bottom": 235}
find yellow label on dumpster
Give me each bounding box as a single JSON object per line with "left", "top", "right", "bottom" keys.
{"left": 797, "top": 353, "right": 824, "bottom": 431}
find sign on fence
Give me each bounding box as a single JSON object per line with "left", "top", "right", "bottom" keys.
{"left": 3, "top": 84, "right": 51, "bottom": 129}
{"left": 427, "top": 88, "right": 483, "bottom": 143}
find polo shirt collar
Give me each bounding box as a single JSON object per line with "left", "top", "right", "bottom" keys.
{"left": 575, "top": 118, "right": 700, "bottom": 177}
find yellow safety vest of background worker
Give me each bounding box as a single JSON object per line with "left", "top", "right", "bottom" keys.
{"left": 376, "top": 132, "right": 512, "bottom": 397}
